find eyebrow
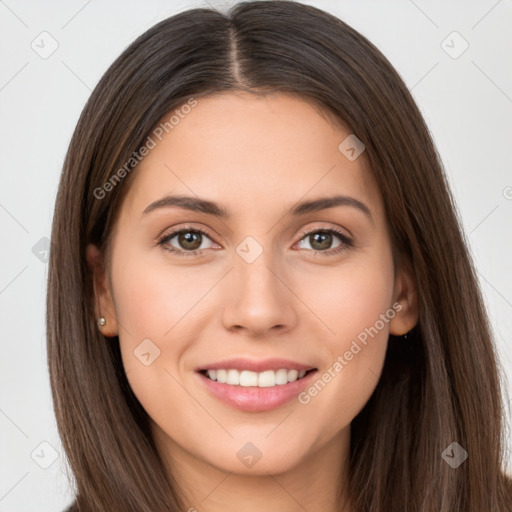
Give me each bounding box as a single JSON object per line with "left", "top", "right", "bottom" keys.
{"left": 142, "top": 194, "right": 373, "bottom": 222}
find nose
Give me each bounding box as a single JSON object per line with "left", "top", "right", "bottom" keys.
{"left": 221, "top": 249, "right": 298, "bottom": 337}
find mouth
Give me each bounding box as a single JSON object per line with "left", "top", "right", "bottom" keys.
{"left": 195, "top": 365, "right": 319, "bottom": 412}
{"left": 197, "top": 367, "right": 317, "bottom": 388}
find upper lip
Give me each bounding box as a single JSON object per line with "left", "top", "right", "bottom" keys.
{"left": 195, "top": 358, "right": 317, "bottom": 373}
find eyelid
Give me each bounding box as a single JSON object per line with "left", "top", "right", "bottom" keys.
{"left": 295, "top": 223, "right": 351, "bottom": 242}
{"left": 157, "top": 223, "right": 217, "bottom": 241}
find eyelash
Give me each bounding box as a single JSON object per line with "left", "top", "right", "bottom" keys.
{"left": 157, "top": 225, "right": 353, "bottom": 258}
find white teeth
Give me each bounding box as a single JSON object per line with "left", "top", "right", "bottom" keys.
{"left": 240, "top": 370, "right": 258, "bottom": 387}
{"left": 203, "top": 368, "right": 312, "bottom": 387}
{"left": 226, "top": 369, "right": 240, "bottom": 385}
{"left": 287, "top": 369, "right": 299, "bottom": 382}
{"left": 275, "top": 369, "right": 288, "bottom": 385}
{"left": 258, "top": 370, "right": 275, "bottom": 387}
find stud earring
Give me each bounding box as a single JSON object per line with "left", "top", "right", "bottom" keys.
{"left": 97, "top": 316, "right": 106, "bottom": 327}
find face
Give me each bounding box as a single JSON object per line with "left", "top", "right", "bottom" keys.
{"left": 87, "top": 92, "right": 417, "bottom": 480}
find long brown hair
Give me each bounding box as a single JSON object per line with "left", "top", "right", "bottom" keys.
{"left": 47, "top": 1, "right": 512, "bottom": 510}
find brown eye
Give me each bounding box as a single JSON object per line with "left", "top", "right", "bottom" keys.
{"left": 158, "top": 227, "right": 216, "bottom": 255}
{"left": 296, "top": 228, "right": 352, "bottom": 255}
{"left": 308, "top": 231, "right": 335, "bottom": 251}
{"left": 176, "top": 231, "right": 203, "bottom": 251}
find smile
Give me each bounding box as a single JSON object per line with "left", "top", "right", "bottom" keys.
{"left": 200, "top": 368, "right": 315, "bottom": 387}
{"left": 196, "top": 368, "right": 319, "bottom": 412}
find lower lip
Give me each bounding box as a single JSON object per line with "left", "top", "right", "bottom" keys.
{"left": 195, "top": 370, "right": 318, "bottom": 412}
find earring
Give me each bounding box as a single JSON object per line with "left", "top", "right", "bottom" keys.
{"left": 97, "top": 316, "right": 106, "bottom": 327}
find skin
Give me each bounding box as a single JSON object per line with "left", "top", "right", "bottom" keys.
{"left": 87, "top": 92, "right": 418, "bottom": 512}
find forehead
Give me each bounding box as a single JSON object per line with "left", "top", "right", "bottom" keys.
{"left": 120, "top": 92, "right": 383, "bottom": 223}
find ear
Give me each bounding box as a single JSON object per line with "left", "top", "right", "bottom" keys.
{"left": 86, "top": 243, "right": 119, "bottom": 337}
{"left": 389, "top": 263, "right": 418, "bottom": 336}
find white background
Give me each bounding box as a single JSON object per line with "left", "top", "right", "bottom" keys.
{"left": 1, "top": 1, "right": 511, "bottom": 510}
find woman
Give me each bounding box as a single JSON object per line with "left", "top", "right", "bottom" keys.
{"left": 48, "top": 1, "right": 512, "bottom": 511}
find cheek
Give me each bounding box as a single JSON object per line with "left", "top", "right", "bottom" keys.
{"left": 305, "top": 251, "right": 395, "bottom": 346}
{"left": 296, "top": 249, "right": 395, "bottom": 423}
{"left": 110, "top": 251, "right": 225, "bottom": 409}
{"left": 111, "top": 252, "right": 212, "bottom": 343}
{"left": 108, "top": 249, "right": 194, "bottom": 378}
{"left": 109, "top": 253, "right": 208, "bottom": 426}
